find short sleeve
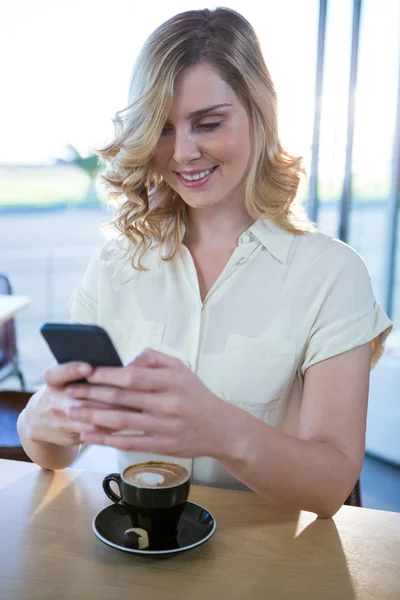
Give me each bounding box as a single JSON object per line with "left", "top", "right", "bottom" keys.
{"left": 68, "top": 248, "right": 100, "bottom": 325}
{"left": 301, "top": 243, "right": 393, "bottom": 375}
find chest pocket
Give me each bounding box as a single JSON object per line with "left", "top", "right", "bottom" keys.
{"left": 218, "top": 333, "right": 296, "bottom": 419}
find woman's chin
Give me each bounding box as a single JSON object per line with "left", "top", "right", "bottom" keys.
{"left": 181, "top": 195, "right": 223, "bottom": 210}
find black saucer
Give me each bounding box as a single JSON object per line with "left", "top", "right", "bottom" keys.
{"left": 92, "top": 501, "right": 216, "bottom": 556}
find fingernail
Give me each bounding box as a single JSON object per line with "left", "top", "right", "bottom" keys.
{"left": 78, "top": 364, "right": 92, "bottom": 374}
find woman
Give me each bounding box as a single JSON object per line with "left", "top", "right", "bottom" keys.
{"left": 18, "top": 8, "right": 392, "bottom": 518}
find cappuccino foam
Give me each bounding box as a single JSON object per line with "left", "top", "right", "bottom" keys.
{"left": 124, "top": 461, "right": 189, "bottom": 488}
{"left": 134, "top": 472, "right": 165, "bottom": 486}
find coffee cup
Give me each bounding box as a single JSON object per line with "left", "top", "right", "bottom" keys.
{"left": 102, "top": 461, "right": 190, "bottom": 546}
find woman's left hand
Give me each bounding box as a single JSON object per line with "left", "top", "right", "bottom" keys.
{"left": 63, "top": 348, "right": 233, "bottom": 458}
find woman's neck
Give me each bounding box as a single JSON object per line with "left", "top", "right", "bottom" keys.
{"left": 183, "top": 204, "right": 254, "bottom": 251}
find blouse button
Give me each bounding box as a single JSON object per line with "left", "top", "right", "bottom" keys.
{"left": 237, "top": 257, "right": 248, "bottom": 265}
{"left": 241, "top": 233, "right": 251, "bottom": 244}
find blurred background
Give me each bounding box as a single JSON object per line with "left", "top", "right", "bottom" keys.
{"left": 0, "top": 0, "right": 399, "bottom": 509}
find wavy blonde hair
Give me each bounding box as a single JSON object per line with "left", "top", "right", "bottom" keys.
{"left": 96, "top": 7, "right": 316, "bottom": 269}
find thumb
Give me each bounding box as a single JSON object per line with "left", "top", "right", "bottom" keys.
{"left": 126, "top": 348, "right": 153, "bottom": 367}
{"left": 126, "top": 348, "right": 176, "bottom": 369}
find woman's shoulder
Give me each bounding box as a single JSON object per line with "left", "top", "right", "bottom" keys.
{"left": 292, "top": 228, "right": 369, "bottom": 275}
{"left": 93, "top": 233, "right": 160, "bottom": 282}
{"left": 97, "top": 235, "right": 130, "bottom": 264}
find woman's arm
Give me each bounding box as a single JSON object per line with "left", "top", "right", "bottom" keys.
{"left": 66, "top": 343, "right": 371, "bottom": 517}
{"left": 217, "top": 342, "right": 371, "bottom": 518}
{"left": 17, "top": 396, "right": 82, "bottom": 470}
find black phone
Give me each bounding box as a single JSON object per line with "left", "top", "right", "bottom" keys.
{"left": 40, "top": 322, "right": 123, "bottom": 370}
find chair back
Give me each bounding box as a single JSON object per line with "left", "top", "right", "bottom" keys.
{"left": 0, "top": 390, "right": 33, "bottom": 462}
{"left": 344, "top": 480, "right": 362, "bottom": 507}
{"left": 0, "top": 274, "right": 18, "bottom": 368}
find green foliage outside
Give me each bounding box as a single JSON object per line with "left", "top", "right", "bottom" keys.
{"left": 0, "top": 164, "right": 107, "bottom": 209}
{"left": 62, "top": 145, "right": 105, "bottom": 206}
{"left": 0, "top": 144, "right": 109, "bottom": 209}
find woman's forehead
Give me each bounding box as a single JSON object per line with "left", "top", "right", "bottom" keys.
{"left": 169, "top": 64, "right": 238, "bottom": 117}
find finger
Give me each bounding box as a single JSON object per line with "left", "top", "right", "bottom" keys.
{"left": 64, "top": 383, "right": 157, "bottom": 411}
{"left": 126, "top": 348, "right": 181, "bottom": 369}
{"left": 44, "top": 362, "right": 94, "bottom": 388}
{"left": 80, "top": 432, "right": 174, "bottom": 454}
{"left": 81, "top": 425, "right": 121, "bottom": 435}
{"left": 69, "top": 406, "right": 175, "bottom": 435}
{"left": 63, "top": 383, "right": 177, "bottom": 416}
{"left": 86, "top": 365, "right": 173, "bottom": 392}
{"left": 56, "top": 417, "right": 102, "bottom": 435}
{"left": 54, "top": 397, "right": 126, "bottom": 417}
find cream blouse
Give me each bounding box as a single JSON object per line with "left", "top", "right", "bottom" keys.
{"left": 69, "top": 218, "right": 392, "bottom": 490}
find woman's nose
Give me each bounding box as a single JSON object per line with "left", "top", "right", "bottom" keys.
{"left": 172, "top": 130, "right": 201, "bottom": 164}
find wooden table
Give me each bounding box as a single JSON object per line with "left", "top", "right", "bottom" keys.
{"left": 0, "top": 294, "right": 30, "bottom": 325}
{"left": 0, "top": 459, "right": 399, "bottom": 600}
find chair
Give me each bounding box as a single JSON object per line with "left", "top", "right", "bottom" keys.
{"left": 344, "top": 480, "right": 362, "bottom": 507}
{"left": 0, "top": 274, "right": 26, "bottom": 390}
{"left": 0, "top": 390, "right": 33, "bottom": 462}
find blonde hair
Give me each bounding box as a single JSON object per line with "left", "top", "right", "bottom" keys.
{"left": 96, "top": 7, "right": 316, "bottom": 269}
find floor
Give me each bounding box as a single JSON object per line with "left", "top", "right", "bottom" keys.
{"left": 72, "top": 444, "right": 400, "bottom": 513}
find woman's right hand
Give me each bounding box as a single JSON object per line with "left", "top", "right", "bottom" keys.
{"left": 22, "top": 361, "right": 100, "bottom": 447}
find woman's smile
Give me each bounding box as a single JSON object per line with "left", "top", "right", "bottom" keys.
{"left": 175, "top": 165, "right": 219, "bottom": 188}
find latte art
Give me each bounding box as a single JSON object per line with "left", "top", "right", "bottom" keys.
{"left": 124, "top": 461, "right": 189, "bottom": 488}
{"left": 133, "top": 472, "right": 165, "bottom": 486}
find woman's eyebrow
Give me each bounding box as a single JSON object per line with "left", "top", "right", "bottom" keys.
{"left": 187, "top": 103, "right": 233, "bottom": 118}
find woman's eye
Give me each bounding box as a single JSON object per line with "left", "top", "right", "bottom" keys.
{"left": 161, "top": 126, "right": 173, "bottom": 135}
{"left": 160, "top": 121, "right": 222, "bottom": 136}
{"left": 198, "top": 122, "right": 222, "bottom": 131}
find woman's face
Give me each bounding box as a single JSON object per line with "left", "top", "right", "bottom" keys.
{"left": 151, "top": 62, "right": 252, "bottom": 211}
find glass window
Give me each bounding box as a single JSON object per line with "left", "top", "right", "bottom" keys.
{"left": 348, "top": 0, "right": 400, "bottom": 311}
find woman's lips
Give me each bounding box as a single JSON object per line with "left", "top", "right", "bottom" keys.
{"left": 175, "top": 166, "right": 218, "bottom": 189}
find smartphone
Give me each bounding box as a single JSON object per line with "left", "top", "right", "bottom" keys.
{"left": 40, "top": 323, "right": 123, "bottom": 372}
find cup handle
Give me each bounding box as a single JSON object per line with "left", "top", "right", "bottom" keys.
{"left": 102, "top": 473, "right": 122, "bottom": 503}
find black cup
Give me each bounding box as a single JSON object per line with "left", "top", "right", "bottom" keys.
{"left": 102, "top": 461, "right": 190, "bottom": 545}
